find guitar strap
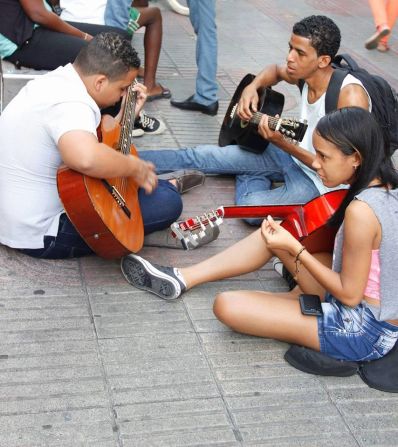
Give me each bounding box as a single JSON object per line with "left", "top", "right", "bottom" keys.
{"left": 297, "top": 69, "right": 348, "bottom": 113}
{"left": 324, "top": 68, "right": 348, "bottom": 113}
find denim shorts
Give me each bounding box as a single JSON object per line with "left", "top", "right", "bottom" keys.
{"left": 317, "top": 294, "right": 398, "bottom": 362}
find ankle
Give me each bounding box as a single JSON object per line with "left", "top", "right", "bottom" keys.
{"left": 174, "top": 267, "right": 189, "bottom": 290}
{"left": 179, "top": 268, "right": 195, "bottom": 289}
{"left": 376, "top": 23, "right": 390, "bottom": 33}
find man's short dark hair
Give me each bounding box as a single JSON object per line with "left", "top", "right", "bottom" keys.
{"left": 74, "top": 32, "right": 141, "bottom": 80}
{"left": 292, "top": 15, "right": 341, "bottom": 59}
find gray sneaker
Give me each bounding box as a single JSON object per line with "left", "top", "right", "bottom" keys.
{"left": 158, "top": 169, "right": 205, "bottom": 194}
{"left": 121, "top": 254, "right": 186, "bottom": 300}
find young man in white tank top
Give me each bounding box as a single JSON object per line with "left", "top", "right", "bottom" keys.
{"left": 138, "top": 15, "right": 371, "bottom": 222}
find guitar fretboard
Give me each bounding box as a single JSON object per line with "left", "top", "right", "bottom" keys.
{"left": 250, "top": 112, "right": 279, "bottom": 130}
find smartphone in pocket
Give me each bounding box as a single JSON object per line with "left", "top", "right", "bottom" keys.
{"left": 299, "top": 294, "right": 323, "bottom": 316}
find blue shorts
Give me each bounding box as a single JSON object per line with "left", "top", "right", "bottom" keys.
{"left": 317, "top": 294, "right": 398, "bottom": 362}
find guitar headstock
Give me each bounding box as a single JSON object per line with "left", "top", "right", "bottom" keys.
{"left": 170, "top": 209, "right": 224, "bottom": 250}
{"left": 249, "top": 112, "right": 308, "bottom": 145}
{"left": 268, "top": 116, "right": 308, "bottom": 145}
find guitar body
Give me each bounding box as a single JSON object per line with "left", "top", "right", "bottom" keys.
{"left": 219, "top": 73, "right": 285, "bottom": 153}
{"left": 57, "top": 115, "right": 144, "bottom": 259}
{"left": 171, "top": 190, "right": 347, "bottom": 252}
{"left": 220, "top": 191, "right": 346, "bottom": 253}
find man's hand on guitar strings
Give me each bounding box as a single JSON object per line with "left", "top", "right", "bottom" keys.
{"left": 129, "top": 157, "right": 158, "bottom": 194}
{"left": 257, "top": 114, "right": 282, "bottom": 144}
{"left": 237, "top": 84, "right": 258, "bottom": 121}
{"left": 132, "top": 82, "right": 147, "bottom": 117}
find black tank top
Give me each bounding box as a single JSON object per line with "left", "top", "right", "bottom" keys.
{"left": 0, "top": 0, "right": 34, "bottom": 47}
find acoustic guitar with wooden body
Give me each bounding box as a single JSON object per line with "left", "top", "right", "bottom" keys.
{"left": 57, "top": 85, "right": 144, "bottom": 259}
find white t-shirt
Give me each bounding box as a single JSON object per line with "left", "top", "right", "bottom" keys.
{"left": 0, "top": 64, "right": 101, "bottom": 249}
{"left": 295, "top": 74, "right": 371, "bottom": 194}
{"left": 60, "top": 0, "right": 107, "bottom": 25}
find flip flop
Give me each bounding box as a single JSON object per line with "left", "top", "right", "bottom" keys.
{"left": 146, "top": 85, "right": 172, "bottom": 102}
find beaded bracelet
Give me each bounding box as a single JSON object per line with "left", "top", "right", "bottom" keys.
{"left": 293, "top": 246, "right": 306, "bottom": 280}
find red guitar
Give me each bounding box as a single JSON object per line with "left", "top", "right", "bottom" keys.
{"left": 171, "top": 190, "right": 347, "bottom": 252}
{"left": 57, "top": 84, "right": 144, "bottom": 259}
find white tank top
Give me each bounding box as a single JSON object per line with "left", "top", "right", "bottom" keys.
{"left": 295, "top": 74, "right": 371, "bottom": 194}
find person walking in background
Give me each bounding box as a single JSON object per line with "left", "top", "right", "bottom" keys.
{"left": 170, "top": 0, "right": 219, "bottom": 116}
{"left": 365, "top": 0, "right": 398, "bottom": 52}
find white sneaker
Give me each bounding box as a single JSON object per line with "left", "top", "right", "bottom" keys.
{"left": 132, "top": 128, "right": 145, "bottom": 137}
{"left": 272, "top": 257, "right": 297, "bottom": 291}
{"left": 135, "top": 111, "right": 166, "bottom": 135}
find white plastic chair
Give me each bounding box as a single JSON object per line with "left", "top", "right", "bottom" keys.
{"left": 0, "top": 59, "right": 48, "bottom": 113}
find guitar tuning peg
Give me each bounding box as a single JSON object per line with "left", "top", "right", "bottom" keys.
{"left": 205, "top": 212, "right": 214, "bottom": 227}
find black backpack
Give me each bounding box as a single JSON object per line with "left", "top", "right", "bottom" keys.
{"left": 300, "top": 53, "right": 398, "bottom": 156}
{"left": 285, "top": 341, "right": 398, "bottom": 393}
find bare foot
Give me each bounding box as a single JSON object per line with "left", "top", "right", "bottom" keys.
{"left": 146, "top": 84, "right": 171, "bottom": 100}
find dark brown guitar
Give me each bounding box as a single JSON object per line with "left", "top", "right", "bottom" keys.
{"left": 219, "top": 73, "right": 308, "bottom": 153}
{"left": 57, "top": 85, "right": 144, "bottom": 259}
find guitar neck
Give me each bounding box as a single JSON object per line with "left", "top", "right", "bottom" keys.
{"left": 250, "top": 112, "right": 280, "bottom": 130}
{"left": 222, "top": 204, "right": 303, "bottom": 219}
{"left": 177, "top": 204, "right": 305, "bottom": 234}
{"left": 119, "top": 84, "right": 137, "bottom": 154}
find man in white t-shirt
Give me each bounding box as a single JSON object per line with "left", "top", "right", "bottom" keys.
{"left": 0, "top": 32, "right": 200, "bottom": 259}
{"left": 138, "top": 15, "right": 371, "bottom": 224}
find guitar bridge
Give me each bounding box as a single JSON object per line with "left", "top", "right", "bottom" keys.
{"left": 101, "top": 179, "right": 131, "bottom": 218}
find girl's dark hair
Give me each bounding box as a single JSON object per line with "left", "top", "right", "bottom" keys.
{"left": 315, "top": 107, "right": 398, "bottom": 227}
{"left": 74, "top": 32, "right": 140, "bottom": 81}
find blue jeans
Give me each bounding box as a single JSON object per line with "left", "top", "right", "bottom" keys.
{"left": 318, "top": 294, "right": 398, "bottom": 362}
{"left": 139, "top": 144, "right": 319, "bottom": 224}
{"left": 20, "top": 181, "right": 182, "bottom": 259}
{"left": 104, "top": 0, "right": 131, "bottom": 28}
{"left": 187, "top": 0, "right": 218, "bottom": 104}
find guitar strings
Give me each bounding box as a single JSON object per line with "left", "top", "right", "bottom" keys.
{"left": 117, "top": 82, "right": 137, "bottom": 196}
